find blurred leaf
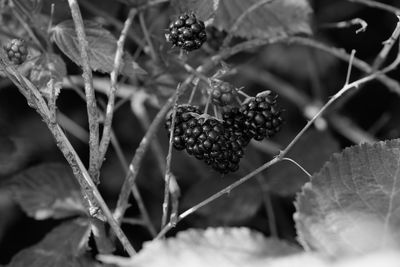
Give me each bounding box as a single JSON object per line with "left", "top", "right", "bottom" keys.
{"left": 29, "top": 53, "right": 67, "bottom": 99}
{"left": 99, "top": 227, "right": 300, "bottom": 267}
{"left": 172, "top": 0, "right": 312, "bottom": 39}
{"left": 8, "top": 219, "right": 96, "bottom": 267}
{"left": 268, "top": 130, "right": 340, "bottom": 195}
{"left": 295, "top": 139, "right": 400, "bottom": 256}
{"left": 7, "top": 163, "right": 86, "bottom": 220}
{"left": 51, "top": 20, "right": 146, "bottom": 78}
{"left": 181, "top": 177, "right": 263, "bottom": 224}
{"left": 0, "top": 136, "right": 34, "bottom": 177}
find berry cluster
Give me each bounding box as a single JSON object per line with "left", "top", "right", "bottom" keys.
{"left": 166, "top": 13, "right": 207, "bottom": 51}
{"left": 165, "top": 93, "right": 283, "bottom": 174}
{"left": 3, "top": 39, "right": 28, "bottom": 65}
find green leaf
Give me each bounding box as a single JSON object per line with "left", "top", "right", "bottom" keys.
{"left": 7, "top": 163, "right": 86, "bottom": 220}
{"left": 181, "top": 177, "right": 263, "bottom": 224}
{"left": 29, "top": 53, "right": 67, "bottom": 99}
{"left": 99, "top": 227, "right": 300, "bottom": 267}
{"left": 295, "top": 139, "right": 400, "bottom": 256}
{"left": 268, "top": 130, "right": 340, "bottom": 195}
{"left": 51, "top": 20, "right": 146, "bottom": 77}
{"left": 171, "top": 0, "right": 312, "bottom": 39}
{"left": 8, "top": 219, "right": 96, "bottom": 267}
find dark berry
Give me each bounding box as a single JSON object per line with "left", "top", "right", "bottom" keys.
{"left": 3, "top": 39, "right": 28, "bottom": 65}
{"left": 210, "top": 81, "right": 238, "bottom": 107}
{"left": 239, "top": 93, "right": 283, "bottom": 141}
{"left": 166, "top": 12, "right": 207, "bottom": 51}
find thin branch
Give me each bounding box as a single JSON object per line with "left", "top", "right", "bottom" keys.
{"left": 68, "top": 0, "right": 100, "bottom": 183}
{"left": 162, "top": 88, "right": 180, "bottom": 228}
{"left": 281, "top": 157, "right": 312, "bottom": 178}
{"left": 345, "top": 49, "right": 356, "bottom": 85}
{"left": 99, "top": 8, "right": 138, "bottom": 166}
{"left": 321, "top": 18, "right": 368, "bottom": 34}
{"left": 347, "top": 0, "right": 400, "bottom": 15}
{"left": 139, "top": 12, "right": 157, "bottom": 61}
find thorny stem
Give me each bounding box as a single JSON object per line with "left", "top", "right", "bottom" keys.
{"left": 68, "top": 0, "right": 101, "bottom": 183}
{"left": 162, "top": 87, "right": 180, "bottom": 228}
{"left": 99, "top": 8, "right": 138, "bottom": 167}
{"left": 0, "top": 54, "right": 136, "bottom": 256}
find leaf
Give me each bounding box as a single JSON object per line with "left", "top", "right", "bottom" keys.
{"left": 172, "top": 0, "right": 312, "bottom": 39}
{"left": 51, "top": 20, "right": 146, "bottom": 77}
{"left": 8, "top": 219, "right": 97, "bottom": 267}
{"left": 295, "top": 139, "right": 400, "bottom": 256}
{"left": 181, "top": 177, "right": 263, "bottom": 224}
{"left": 7, "top": 163, "right": 86, "bottom": 220}
{"left": 0, "top": 136, "right": 34, "bottom": 177}
{"left": 99, "top": 227, "right": 300, "bottom": 267}
{"left": 268, "top": 130, "right": 340, "bottom": 195}
{"left": 29, "top": 53, "right": 67, "bottom": 99}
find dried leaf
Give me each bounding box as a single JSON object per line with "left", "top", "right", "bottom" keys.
{"left": 7, "top": 163, "right": 86, "bottom": 220}
{"left": 295, "top": 139, "right": 400, "bottom": 256}
{"left": 51, "top": 20, "right": 146, "bottom": 78}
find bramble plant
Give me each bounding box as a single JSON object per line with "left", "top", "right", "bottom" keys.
{"left": 1, "top": 0, "right": 400, "bottom": 266}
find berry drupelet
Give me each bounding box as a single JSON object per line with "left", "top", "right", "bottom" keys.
{"left": 3, "top": 39, "right": 28, "bottom": 65}
{"left": 239, "top": 93, "right": 283, "bottom": 141}
{"left": 211, "top": 81, "right": 238, "bottom": 107}
{"left": 166, "top": 13, "right": 207, "bottom": 51}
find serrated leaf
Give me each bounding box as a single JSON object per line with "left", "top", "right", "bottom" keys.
{"left": 99, "top": 227, "right": 300, "bottom": 267}
{"left": 182, "top": 177, "right": 263, "bottom": 224}
{"left": 29, "top": 53, "right": 67, "bottom": 99}
{"left": 51, "top": 20, "right": 146, "bottom": 77}
{"left": 7, "top": 163, "right": 86, "bottom": 220}
{"left": 268, "top": 130, "right": 340, "bottom": 195}
{"left": 172, "top": 0, "right": 312, "bottom": 39}
{"left": 8, "top": 219, "right": 96, "bottom": 267}
{"left": 295, "top": 139, "right": 400, "bottom": 256}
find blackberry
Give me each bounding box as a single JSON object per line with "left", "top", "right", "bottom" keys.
{"left": 239, "top": 93, "right": 283, "bottom": 141}
{"left": 165, "top": 105, "right": 246, "bottom": 174}
{"left": 211, "top": 81, "right": 237, "bottom": 107}
{"left": 165, "top": 105, "right": 201, "bottom": 150}
{"left": 166, "top": 13, "right": 207, "bottom": 51}
{"left": 3, "top": 39, "right": 28, "bottom": 65}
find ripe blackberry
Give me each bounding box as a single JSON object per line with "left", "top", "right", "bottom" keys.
{"left": 3, "top": 39, "right": 28, "bottom": 65}
{"left": 165, "top": 105, "right": 201, "bottom": 150}
{"left": 211, "top": 81, "right": 237, "bottom": 107}
{"left": 222, "top": 107, "right": 252, "bottom": 146}
{"left": 239, "top": 93, "right": 283, "bottom": 141}
{"left": 166, "top": 13, "right": 207, "bottom": 51}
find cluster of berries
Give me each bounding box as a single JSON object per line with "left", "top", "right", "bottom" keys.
{"left": 166, "top": 13, "right": 207, "bottom": 51}
{"left": 3, "top": 39, "right": 28, "bottom": 65}
{"left": 165, "top": 93, "right": 283, "bottom": 174}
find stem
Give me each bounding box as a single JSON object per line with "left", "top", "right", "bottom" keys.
{"left": 99, "top": 8, "right": 138, "bottom": 166}
{"left": 68, "top": 0, "right": 100, "bottom": 183}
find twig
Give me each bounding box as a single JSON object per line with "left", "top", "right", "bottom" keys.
{"left": 68, "top": 0, "right": 101, "bottom": 183}
{"left": 281, "top": 157, "right": 312, "bottom": 178}
{"left": 139, "top": 12, "right": 157, "bottom": 61}
{"left": 321, "top": 18, "right": 368, "bottom": 34}
{"left": 345, "top": 49, "right": 356, "bottom": 85}
{"left": 256, "top": 176, "right": 278, "bottom": 237}
{"left": 347, "top": 0, "right": 400, "bottom": 15}
{"left": 162, "top": 88, "right": 180, "bottom": 228}
{"left": 0, "top": 55, "right": 136, "bottom": 256}
{"left": 99, "top": 8, "right": 138, "bottom": 167}
{"left": 222, "top": 0, "right": 275, "bottom": 48}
